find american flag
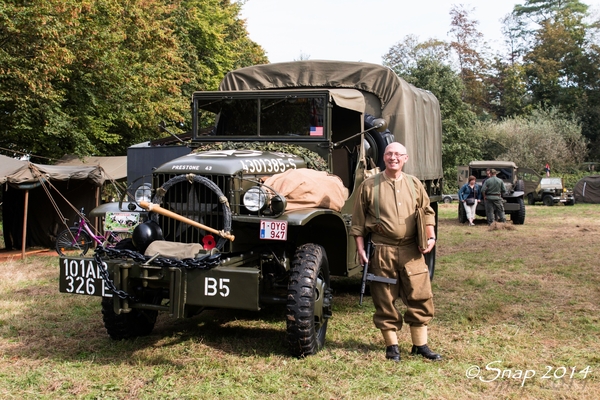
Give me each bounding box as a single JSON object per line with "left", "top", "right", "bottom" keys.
{"left": 310, "top": 126, "right": 323, "bottom": 136}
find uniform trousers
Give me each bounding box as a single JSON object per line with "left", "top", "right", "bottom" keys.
{"left": 369, "top": 240, "right": 434, "bottom": 331}
{"left": 484, "top": 197, "right": 506, "bottom": 224}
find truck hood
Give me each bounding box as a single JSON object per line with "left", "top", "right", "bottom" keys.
{"left": 154, "top": 150, "right": 308, "bottom": 176}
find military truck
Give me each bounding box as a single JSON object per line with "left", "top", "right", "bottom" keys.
{"left": 458, "top": 160, "right": 526, "bottom": 224}
{"left": 59, "top": 61, "right": 443, "bottom": 357}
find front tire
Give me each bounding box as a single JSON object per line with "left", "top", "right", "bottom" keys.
{"left": 511, "top": 198, "right": 526, "bottom": 224}
{"left": 458, "top": 202, "right": 467, "bottom": 223}
{"left": 101, "top": 297, "right": 158, "bottom": 339}
{"left": 527, "top": 193, "right": 535, "bottom": 205}
{"left": 543, "top": 195, "right": 554, "bottom": 207}
{"left": 286, "top": 243, "right": 332, "bottom": 357}
{"left": 55, "top": 228, "right": 92, "bottom": 256}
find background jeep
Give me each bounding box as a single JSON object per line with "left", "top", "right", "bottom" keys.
{"left": 529, "top": 177, "right": 575, "bottom": 206}
{"left": 59, "top": 61, "right": 444, "bottom": 357}
{"left": 458, "top": 160, "right": 526, "bottom": 224}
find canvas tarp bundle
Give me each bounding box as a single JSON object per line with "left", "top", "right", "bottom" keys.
{"left": 263, "top": 169, "right": 349, "bottom": 212}
{"left": 219, "top": 60, "right": 443, "bottom": 181}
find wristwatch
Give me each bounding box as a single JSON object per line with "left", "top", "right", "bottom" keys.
{"left": 427, "top": 237, "right": 436, "bottom": 241}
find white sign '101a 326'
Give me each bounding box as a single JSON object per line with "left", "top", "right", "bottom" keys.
{"left": 59, "top": 258, "right": 112, "bottom": 297}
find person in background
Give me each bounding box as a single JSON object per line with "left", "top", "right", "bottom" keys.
{"left": 481, "top": 169, "right": 507, "bottom": 225}
{"left": 481, "top": 168, "right": 491, "bottom": 186}
{"left": 458, "top": 175, "right": 481, "bottom": 226}
{"left": 351, "top": 142, "right": 441, "bottom": 362}
{"left": 545, "top": 163, "right": 551, "bottom": 177}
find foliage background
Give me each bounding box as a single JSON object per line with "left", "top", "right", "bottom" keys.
{"left": 384, "top": 0, "right": 600, "bottom": 190}
{"left": 0, "top": 0, "right": 267, "bottom": 161}
{"left": 1, "top": 0, "right": 599, "bottom": 188}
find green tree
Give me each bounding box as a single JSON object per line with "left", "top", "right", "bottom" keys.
{"left": 510, "top": 0, "right": 597, "bottom": 159}
{"left": 0, "top": 0, "right": 266, "bottom": 161}
{"left": 487, "top": 59, "right": 531, "bottom": 118}
{"left": 448, "top": 4, "right": 490, "bottom": 117}
{"left": 0, "top": 0, "right": 185, "bottom": 159}
{"left": 513, "top": 0, "right": 588, "bottom": 24}
{"left": 392, "top": 57, "right": 480, "bottom": 191}
{"left": 382, "top": 34, "right": 450, "bottom": 76}
{"left": 174, "top": 0, "right": 267, "bottom": 98}
{"left": 523, "top": 9, "right": 589, "bottom": 111}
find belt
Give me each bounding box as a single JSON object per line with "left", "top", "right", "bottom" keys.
{"left": 371, "top": 233, "right": 416, "bottom": 246}
{"left": 486, "top": 193, "right": 500, "bottom": 196}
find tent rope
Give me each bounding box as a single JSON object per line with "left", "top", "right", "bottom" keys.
{"left": 28, "top": 163, "right": 102, "bottom": 235}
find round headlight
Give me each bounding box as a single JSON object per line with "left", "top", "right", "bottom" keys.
{"left": 243, "top": 187, "right": 268, "bottom": 212}
{"left": 134, "top": 183, "right": 152, "bottom": 203}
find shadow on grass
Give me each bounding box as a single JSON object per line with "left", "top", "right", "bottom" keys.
{"left": 1, "top": 258, "right": 383, "bottom": 365}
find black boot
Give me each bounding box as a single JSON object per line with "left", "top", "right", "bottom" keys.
{"left": 411, "top": 344, "right": 442, "bottom": 361}
{"left": 385, "top": 345, "right": 400, "bottom": 362}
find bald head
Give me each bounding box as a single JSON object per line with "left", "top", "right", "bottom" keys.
{"left": 383, "top": 142, "right": 408, "bottom": 178}
{"left": 385, "top": 142, "right": 407, "bottom": 156}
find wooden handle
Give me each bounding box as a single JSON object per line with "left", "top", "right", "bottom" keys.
{"left": 139, "top": 201, "right": 235, "bottom": 241}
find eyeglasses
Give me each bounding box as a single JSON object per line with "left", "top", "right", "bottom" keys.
{"left": 384, "top": 152, "right": 407, "bottom": 158}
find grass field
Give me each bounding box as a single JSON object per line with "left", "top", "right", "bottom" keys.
{"left": 0, "top": 203, "right": 598, "bottom": 399}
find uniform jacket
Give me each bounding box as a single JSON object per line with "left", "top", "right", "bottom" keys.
{"left": 481, "top": 176, "right": 507, "bottom": 199}
{"left": 350, "top": 172, "right": 435, "bottom": 242}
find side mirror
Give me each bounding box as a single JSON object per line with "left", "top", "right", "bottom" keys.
{"left": 332, "top": 117, "right": 389, "bottom": 148}
{"left": 372, "top": 118, "right": 388, "bottom": 132}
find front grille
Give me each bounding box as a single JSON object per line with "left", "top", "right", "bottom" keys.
{"left": 152, "top": 174, "right": 232, "bottom": 245}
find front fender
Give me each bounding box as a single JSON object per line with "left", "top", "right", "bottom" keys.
{"left": 504, "top": 191, "right": 524, "bottom": 199}
{"left": 233, "top": 209, "right": 352, "bottom": 276}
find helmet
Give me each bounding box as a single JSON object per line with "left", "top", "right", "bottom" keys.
{"left": 132, "top": 221, "right": 163, "bottom": 253}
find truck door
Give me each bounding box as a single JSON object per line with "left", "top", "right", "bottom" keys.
{"left": 457, "top": 166, "right": 469, "bottom": 188}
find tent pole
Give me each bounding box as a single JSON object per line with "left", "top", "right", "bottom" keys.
{"left": 95, "top": 186, "right": 100, "bottom": 233}
{"left": 21, "top": 189, "right": 29, "bottom": 260}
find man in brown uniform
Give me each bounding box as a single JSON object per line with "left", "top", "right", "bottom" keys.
{"left": 351, "top": 142, "right": 441, "bottom": 362}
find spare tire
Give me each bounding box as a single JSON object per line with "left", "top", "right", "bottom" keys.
{"left": 364, "top": 114, "right": 394, "bottom": 170}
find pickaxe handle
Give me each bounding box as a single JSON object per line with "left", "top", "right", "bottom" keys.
{"left": 139, "top": 201, "right": 235, "bottom": 241}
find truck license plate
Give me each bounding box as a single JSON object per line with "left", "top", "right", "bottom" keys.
{"left": 260, "top": 220, "right": 288, "bottom": 240}
{"left": 59, "top": 257, "right": 112, "bottom": 297}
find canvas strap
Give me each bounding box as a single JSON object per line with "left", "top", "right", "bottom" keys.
{"left": 375, "top": 173, "right": 381, "bottom": 225}
{"left": 407, "top": 173, "right": 418, "bottom": 209}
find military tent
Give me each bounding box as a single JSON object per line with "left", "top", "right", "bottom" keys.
{"left": 54, "top": 155, "right": 127, "bottom": 181}
{"left": 0, "top": 155, "right": 106, "bottom": 256}
{"left": 573, "top": 175, "right": 600, "bottom": 203}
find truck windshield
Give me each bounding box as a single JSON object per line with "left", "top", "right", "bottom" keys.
{"left": 196, "top": 95, "right": 326, "bottom": 137}
{"left": 472, "top": 167, "right": 513, "bottom": 181}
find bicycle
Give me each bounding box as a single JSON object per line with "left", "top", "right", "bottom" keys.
{"left": 55, "top": 208, "right": 129, "bottom": 257}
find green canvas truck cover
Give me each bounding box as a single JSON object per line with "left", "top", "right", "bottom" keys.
{"left": 218, "top": 60, "right": 443, "bottom": 181}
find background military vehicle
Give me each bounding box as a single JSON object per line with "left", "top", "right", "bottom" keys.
{"left": 59, "top": 60, "right": 444, "bottom": 357}
{"left": 528, "top": 177, "right": 575, "bottom": 206}
{"left": 458, "top": 160, "right": 526, "bottom": 224}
